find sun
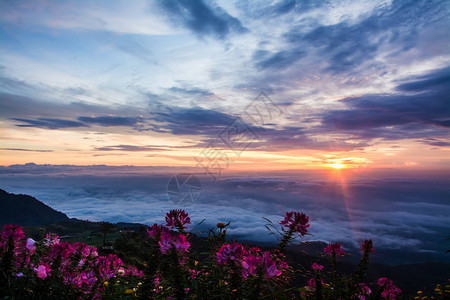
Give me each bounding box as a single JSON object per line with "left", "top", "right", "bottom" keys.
{"left": 327, "top": 163, "right": 346, "bottom": 169}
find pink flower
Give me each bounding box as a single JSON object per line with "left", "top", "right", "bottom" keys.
{"left": 377, "top": 277, "right": 401, "bottom": 299}
{"left": 324, "top": 243, "right": 344, "bottom": 256}
{"left": 311, "top": 263, "right": 323, "bottom": 270}
{"left": 43, "top": 233, "right": 60, "bottom": 246}
{"left": 360, "top": 239, "right": 375, "bottom": 254}
{"left": 307, "top": 278, "right": 323, "bottom": 289}
{"left": 26, "top": 238, "right": 36, "bottom": 252}
{"left": 34, "top": 264, "right": 51, "bottom": 279}
{"left": 359, "top": 282, "right": 372, "bottom": 297}
{"left": 165, "top": 209, "right": 191, "bottom": 230}
{"left": 217, "top": 242, "right": 244, "bottom": 264}
{"left": 279, "top": 211, "right": 310, "bottom": 235}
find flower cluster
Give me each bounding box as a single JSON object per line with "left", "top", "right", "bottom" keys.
{"left": 0, "top": 224, "right": 143, "bottom": 297}
{"left": 357, "top": 282, "right": 372, "bottom": 299}
{"left": 279, "top": 211, "right": 310, "bottom": 236}
{"left": 165, "top": 209, "right": 191, "bottom": 230}
{"left": 324, "top": 242, "right": 345, "bottom": 256}
{"left": 377, "top": 277, "right": 401, "bottom": 299}
{"left": 216, "top": 243, "right": 288, "bottom": 280}
{"left": 216, "top": 242, "right": 244, "bottom": 265}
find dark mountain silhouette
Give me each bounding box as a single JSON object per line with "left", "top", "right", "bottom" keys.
{"left": 0, "top": 189, "right": 69, "bottom": 226}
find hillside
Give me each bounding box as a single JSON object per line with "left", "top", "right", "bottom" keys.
{"left": 0, "top": 189, "right": 69, "bottom": 226}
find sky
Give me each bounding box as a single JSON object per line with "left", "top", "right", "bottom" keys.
{"left": 0, "top": 0, "right": 449, "bottom": 171}
{"left": 1, "top": 0, "right": 450, "bottom": 264}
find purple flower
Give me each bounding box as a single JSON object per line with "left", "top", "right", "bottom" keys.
{"left": 147, "top": 223, "right": 169, "bottom": 239}
{"left": 26, "top": 238, "right": 36, "bottom": 252}
{"left": 217, "top": 242, "right": 244, "bottom": 264}
{"left": 43, "top": 233, "right": 60, "bottom": 246}
{"left": 279, "top": 211, "right": 310, "bottom": 236}
{"left": 324, "top": 243, "right": 344, "bottom": 256}
{"left": 165, "top": 209, "right": 191, "bottom": 230}
{"left": 241, "top": 255, "right": 261, "bottom": 277}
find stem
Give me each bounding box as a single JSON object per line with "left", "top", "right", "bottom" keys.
{"left": 278, "top": 228, "right": 294, "bottom": 253}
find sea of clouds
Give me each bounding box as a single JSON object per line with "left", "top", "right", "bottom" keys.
{"left": 1, "top": 164, "right": 449, "bottom": 265}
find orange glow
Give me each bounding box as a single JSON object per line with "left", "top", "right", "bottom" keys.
{"left": 327, "top": 163, "right": 346, "bottom": 169}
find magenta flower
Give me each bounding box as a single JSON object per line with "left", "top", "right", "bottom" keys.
{"left": 262, "top": 252, "right": 282, "bottom": 278}
{"left": 158, "top": 232, "right": 190, "bottom": 254}
{"left": 241, "top": 255, "right": 261, "bottom": 277}
{"left": 279, "top": 211, "right": 310, "bottom": 235}
{"left": 172, "top": 234, "right": 190, "bottom": 253}
{"left": 360, "top": 239, "right": 375, "bottom": 254}
{"left": 0, "top": 224, "right": 25, "bottom": 250}
{"left": 147, "top": 223, "right": 169, "bottom": 238}
{"left": 324, "top": 243, "right": 344, "bottom": 256}
{"left": 311, "top": 262, "right": 323, "bottom": 271}
{"left": 357, "top": 282, "right": 372, "bottom": 299}
{"left": 217, "top": 242, "right": 244, "bottom": 264}
{"left": 165, "top": 209, "right": 191, "bottom": 230}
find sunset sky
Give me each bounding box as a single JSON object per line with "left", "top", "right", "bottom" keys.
{"left": 1, "top": 0, "right": 449, "bottom": 172}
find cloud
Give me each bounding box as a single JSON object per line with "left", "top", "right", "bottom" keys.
{"left": 11, "top": 118, "right": 87, "bottom": 129}
{"left": 78, "top": 116, "right": 143, "bottom": 127}
{"left": 157, "top": 0, "right": 247, "bottom": 39}
{"left": 253, "top": 49, "right": 306, "bottom": 70}
{"left": 396, "top": 66, "right": 450, "bottom": 92}
{"left": 150, "top": 106, "right": 236, "bottom": 135}
{"left": 0, "top": 148, "right": 53, "bottom": 152}
{"left": 95, "top": 145, "right": 169, "bottom": 152}
{"left": 1, "top": 167, "right": 449, "bottom": 264}
{"left": 320, "top": 66, "right": 450, "bottom": 140}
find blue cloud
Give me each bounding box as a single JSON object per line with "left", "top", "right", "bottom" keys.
{"left": 12, "top": 118, "right": 87, "bottom": 129}
{"left": 78, "top": 116, "right": 143, "bottom": 127}
{"left": 320, "top": 66, "right": 450, "bottom": 141}
{"left": 158, "top": 0, "right": 247, "bottom": 39}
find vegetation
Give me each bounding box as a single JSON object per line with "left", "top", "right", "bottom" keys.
{"left": 1, "top": 208, "right": 448, "bottom": 299}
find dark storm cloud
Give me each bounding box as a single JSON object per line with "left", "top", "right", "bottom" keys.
{"left": 157, "top": 0, "right": 247, "bottom": 39}
{"left": 11, "top": 117, "right": 87, "bottom": 129}
{"left": 78, "top": 116, "right": 143, "bottom": 127}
